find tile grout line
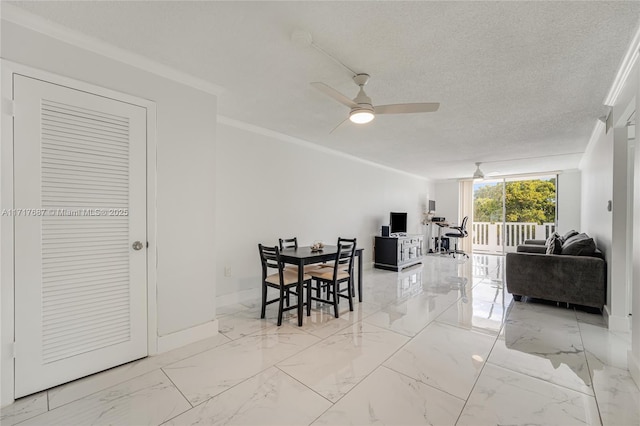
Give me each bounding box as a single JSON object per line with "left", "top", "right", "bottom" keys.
{"left": 295, "top": 313, "right": 418, "bottom": 425}
{"left": 453, "top": 317, "right": 505, "bottom": 425}
{"left": 359, "top": 255, "right": 508, "bottom": 422}
{"left": 155, "top": 369, "right": 198, "bottom": 425}
{"left": 380, "top": 364, "right": 467, "bottom": 403}
{"left": 484, "top": 305, "right": 600, "bottom": 398}
{"left": 209, "top": 298, "right": 384, "bottom": 423}
{"left": 157, "top": 363, "right": 286, "bottom": 425}
{"left": 159, "top": 368, "right": 194, "bottom": 409}
{"left": 160, "top": 339, "right": 339, "bottom": 426}
{"left": 274, "top": 289, "right": 462, "bottom": 424}
{"left": 576, "top": 315, "right": 605, "bottom": 426}
{"left": 44, "top": 334, "right": 235, "bottom": 415}
{"left": 273, "top": 364, "right": 336, "bottom": 408}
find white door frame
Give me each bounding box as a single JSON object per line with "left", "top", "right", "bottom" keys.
{"left": 1, "top": 60, "right": 158, "bottom": 405}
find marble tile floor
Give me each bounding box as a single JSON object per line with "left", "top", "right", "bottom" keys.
{"left": 2, "top": 254, "right": 639, "bottom": 425}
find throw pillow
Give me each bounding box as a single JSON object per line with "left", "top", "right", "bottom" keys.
{"left": 545, "top": 234, "right": 563, "bottom": 254}
{"left": 561, "top": 233, "right": 596, "bottom": 256}
{"left": 562, "top": 232, "right": 585, "bottom": 247}
{"left": 545, "top": 232, "right": 560, "bottom": 247}
{"left": 561, "top": 229, "right": 579, "bottom": 243}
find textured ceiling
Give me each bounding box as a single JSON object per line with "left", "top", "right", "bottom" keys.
{"left": 9, "top": 1, "right": 640, "bottom": 179}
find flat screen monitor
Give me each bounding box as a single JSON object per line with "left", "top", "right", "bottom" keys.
{"left": 390, "top": 212, "right": 408, "bottom": 234}
{"left": 428, "top": 199, "right": 436, "bottom": 212}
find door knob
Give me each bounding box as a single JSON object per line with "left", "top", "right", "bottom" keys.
{"left": 132, "top": 241, "right": 144, "bottom": 251}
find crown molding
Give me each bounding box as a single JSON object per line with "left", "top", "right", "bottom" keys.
{"left": 217, "top": 115, "right": 430, "bottom": 182}
{"left": 604, "top": 23, "right": 640, "bottom": 106}
{"left": 0, "top": 3, "right": 224, "bottom": 96}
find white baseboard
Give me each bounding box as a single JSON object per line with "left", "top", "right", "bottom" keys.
{"left": 603, "top": 306, "right": 631, "bottom": 333}
{"left": 216, "top": 288, "right": 260, "bottom": 308}
{"left": 629, "top": 350, "right": 640, "bottom": 390}
{"left": 157, "top": 320, "right": 219, "bottom": 353}
{"left": 604, "top": 305, "right": 631, "bottom": 332}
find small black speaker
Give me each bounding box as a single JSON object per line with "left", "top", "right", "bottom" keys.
{"left": 381, "top": 225, "right": 390, "bottom": 237}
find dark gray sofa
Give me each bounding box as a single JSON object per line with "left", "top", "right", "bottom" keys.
{"left": 505, "top": 232, "right": 606, "bottom": 309}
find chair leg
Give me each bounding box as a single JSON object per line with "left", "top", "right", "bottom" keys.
{"left": 277, "top": 288, "right": 285, "bottom": 326}
{"left": 350, "top": 277, "right": 355, "bottom": 301}
{"left": 306, "top": 281, "right": 311, "bottom": 316}
{"left": 345, "top": 281, "right": 354, "bottom": 312}
{"left": 285, "top": 289, "right": 290, "bottom": 307}
{"left": 332, "top": 282, "right": 339, "bottom": 318}
{"left": 261, "top": 283, "right": 267, "bottom": 319}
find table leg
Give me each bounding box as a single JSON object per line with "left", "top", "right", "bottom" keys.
{"left": 428, "top": 223, "right": 433, "bottom": 253}
{"left": 297, "top": 260, "right": 304, "bottom": 326}
{"left": 357, "top": 251, "right": 363, "bottom": 303}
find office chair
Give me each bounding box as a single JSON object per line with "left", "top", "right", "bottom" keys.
{"left": 445, "top": 216, "right": 469, "bottom": 259}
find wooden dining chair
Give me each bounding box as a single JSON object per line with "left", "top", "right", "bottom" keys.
{"left": 258, "top": 244, "right": 311, "bottom": 326}
{"left": 307, "top": 237, "right": 356, "bottom": 318}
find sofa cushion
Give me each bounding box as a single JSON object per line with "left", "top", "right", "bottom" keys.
{"left": 545, "top": 234, "right": 563, "bottom": 254}
{"left": 561, "top": 233, "right": 596, "bottom": 256}
{"left": 517, "top": 244, "right": 547, "bottom": 254}
{"left": 561, "top": 229, "right": 579, "bottom": 243}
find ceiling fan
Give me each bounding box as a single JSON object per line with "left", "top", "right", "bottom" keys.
{"left": 458, "top": 162, "right": 491, "bottom": 180}
{"left": 311, "top": 73, "right": 440, "bottom": 126}
{"left": 473, "top": 162, "right": 485, "bottom": 179}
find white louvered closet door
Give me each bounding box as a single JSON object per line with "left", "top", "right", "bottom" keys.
{"left": 14, "top": 75, "right": 147, "bottom": 397}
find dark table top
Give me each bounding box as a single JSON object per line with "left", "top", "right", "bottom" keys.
{"left": 279, "top": 245, "right": 363, "bottom": 264}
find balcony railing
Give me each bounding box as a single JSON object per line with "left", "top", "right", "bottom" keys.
{"left": 472, "top": 222, "right": 555, "bottom": 254}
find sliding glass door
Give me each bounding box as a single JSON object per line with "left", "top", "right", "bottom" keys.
{"left": 472, "top": 175, "right": 557, "bottom": 254}
{"left": 472, "top": 179, "right": 504, "bottom": 254}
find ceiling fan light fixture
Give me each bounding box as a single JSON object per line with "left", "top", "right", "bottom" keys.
{"left": 349, "top": 109, "right": 375, "bottom": 124}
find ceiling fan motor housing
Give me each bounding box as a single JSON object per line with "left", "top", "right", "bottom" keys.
{"left": 351, "top": 74, "right": 375, "bottom": 122}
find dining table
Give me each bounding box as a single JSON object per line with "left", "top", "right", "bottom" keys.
{"left": 279, "top": 245, "right": 364, "bottom": 326}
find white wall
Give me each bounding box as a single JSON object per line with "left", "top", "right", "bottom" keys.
{"left": 430, "top": 180, "right": 460, "bottom": 252}
{"left": 611, "top": 126, "right": 632, "bottom": 329}
{"left": 580, "top": 123, "right": 614, "bottom": 317}
{"left": 1, "top": 22, "right": 217, "bottom": 337}
{"left": 215, "top": 120, "right": 432, "bottom": 302}
{"left": 433, "top": 180, "right": 459, "bottom": 223}
{"left": 556, "top": 171, "right": 581, "bottom": 233}
{"left": 631, "top": 60, "right": 640, "bottom": 387}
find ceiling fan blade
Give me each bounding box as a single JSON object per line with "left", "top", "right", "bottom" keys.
{"left": 375, "top": 103, "right": 440, "bottom": 114}
{"left": 311, "top": 82, "right": 358, "bottom": 108}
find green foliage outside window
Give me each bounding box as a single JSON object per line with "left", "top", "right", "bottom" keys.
{"left": 473, "top": 179, "right": 556, "bottom": 224}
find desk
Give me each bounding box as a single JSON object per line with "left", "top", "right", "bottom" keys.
{"left": 279, "top": 245, "right": 364, "bottom": 325}
{"left": 428, "top": 221, "right": 449, "bottom": 253}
